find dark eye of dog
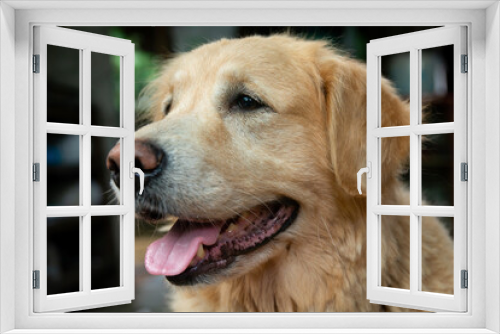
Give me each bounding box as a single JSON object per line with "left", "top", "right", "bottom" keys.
{"left": 232, "top": 94, "right": 264, "bottom": 112}
{"left": 163, "top": 101, "right": 172, "bottom": 115}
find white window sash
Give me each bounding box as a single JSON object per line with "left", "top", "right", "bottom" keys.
{"left": 32, "top": 26, "right": 136, "bottom": 313}
{"left": 366, "top": 26, "right": 468, "bottom": 312}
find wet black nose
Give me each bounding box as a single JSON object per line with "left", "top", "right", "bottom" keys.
{"left": 106, "top": 140, "right": 165, "bottom": 190}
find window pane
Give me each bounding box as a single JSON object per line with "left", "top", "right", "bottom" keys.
{"left": 47, "top": 134, "right": 80, "bottom": 206}
{"left": 47, "top": 217, "right": 80, "bottom": 295}
{"left": 421, "top": 216, "right": 454, "bottom": 294}
{"left": 92, "top": 137, "right": 121, "bottom": 205}
{"left": 381, "top": 136, "right": 410, "bottom": 205}
{"left": 91, "top": 52, "right": 121, "bottom": 127}
{"left": 381, "top": 52, "right": 410, "bottom": 127}
{"left": 381, "top": 215, "right": 410, "bottom": 290}
{"left": 421, "top": 134, "right": 454, "bottom": 206}
{"left": 47, "top": 45, "right": 80, "bottom": 124}
{"left": 421, "top": 45, "right": 454, "bottom": 124}
{"left": 91, "top": 216, "right": 121, "bottom": 290}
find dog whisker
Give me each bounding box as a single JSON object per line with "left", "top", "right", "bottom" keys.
{"left": 233, "top": 189, "right": 275, "bottom": 216}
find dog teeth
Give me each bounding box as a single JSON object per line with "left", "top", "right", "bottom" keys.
{"left": 157, "top": 215, "right": 179, "bottom": 232}
{"left": 226, "top": 223, "right": 238, "bottom": 233}
{"left": 197, "top": 244, "right": 205, "bottom": 258}
{"left": 165, "top": 215, "right": 179, "bottom": 224}
{"left": 190, "top": 245, "right": 206, "bottom": 266}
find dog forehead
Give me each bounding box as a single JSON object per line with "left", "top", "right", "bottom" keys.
{"left": 168, "top": 37, "right": 320, "bottom": 95}
{"left": 176, "top": 37, "right": 306, "bottom": 75}
{"left": 155, "top": 36, "right": 327, "bottom": 118}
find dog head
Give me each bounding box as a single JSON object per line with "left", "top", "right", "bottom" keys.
{"left": 107, "top": 35, "right": 409, "bottom": 286}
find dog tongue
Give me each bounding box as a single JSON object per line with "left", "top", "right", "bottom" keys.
{"left": 145, "top": 222, "right": 221, "bottom": 276}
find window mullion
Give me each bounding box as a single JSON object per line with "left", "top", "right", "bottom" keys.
{"left": 372, "top": 205, "right": 454, "bottom": 217}
{"left": 409, "top": 47, "right": 420, "bottom": 294}
{"left": 82, "top": 48, "right": 92, "bottom": 294}
{"left": 82, "top": 214, "right": 91, "bottom": 293}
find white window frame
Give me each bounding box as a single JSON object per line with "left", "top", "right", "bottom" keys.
{"left": 0, "top": 1, "right": 499, "bottom": 333}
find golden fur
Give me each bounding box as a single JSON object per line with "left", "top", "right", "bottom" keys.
{"left": 136, "top": 35, "right": 454, "bottom": 312}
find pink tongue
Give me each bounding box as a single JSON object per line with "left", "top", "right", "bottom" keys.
{"left": 145, "top": 222, "right": 221, "bottom": 276}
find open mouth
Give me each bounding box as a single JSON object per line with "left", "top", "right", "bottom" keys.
{"left": 144, "top": 198, "right": 299, "bottom": 285}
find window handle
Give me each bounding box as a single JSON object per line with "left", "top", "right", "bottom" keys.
{"left": 357, "top": 162, "right": 372, "bottom": 195}
{"left": 134, "top": 168, "right": 145, "bottom": 195}
{"left": 130, "top": 162, "right": 145, "bottom": 195}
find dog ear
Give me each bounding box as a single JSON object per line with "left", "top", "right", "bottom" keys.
{"left": 317, "top": 47, "right": 410, "bottom": 197}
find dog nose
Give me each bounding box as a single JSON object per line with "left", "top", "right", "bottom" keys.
{"left": 106, "top": 140, "right": 165, "bottom": 189}
{"left": 134, "top": 140, "right": 165, "bottom": 172}
{"left": 107, "top": 143, "right": 121, "bottom": 174}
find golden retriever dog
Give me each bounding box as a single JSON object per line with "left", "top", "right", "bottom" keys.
{"left": 107, "top": 35, "right": 454, "bottom": 312}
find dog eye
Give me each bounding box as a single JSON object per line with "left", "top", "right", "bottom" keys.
{"left": 162, "top": 96, "right": 173, "bottom": 116}
{"left": 163, "top": 101, "right": 172, "bottom": 115}
{"left": 232, "top": 94, "right": 264, "bottom": 112}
